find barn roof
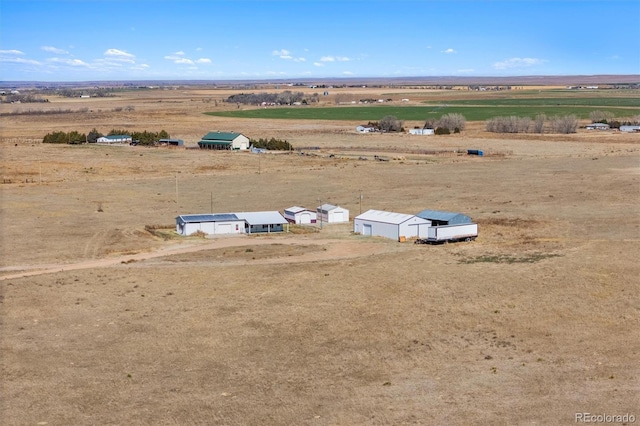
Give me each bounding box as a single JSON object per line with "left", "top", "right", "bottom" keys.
{"left": 284, "top": 206, "right": 313, "bottom": 214}
{"left": 201, "top": 132, "right": 243, "bottom": 141}
{"left": 317, "top": 203, "right": 347, "bottom": 212}
{"left": 177, "top": 213, "right": 240, "bottom": 224}
{"left": 234, "top": 211, "right": 288, "bottom": 225}
{"left": 415, "top": 209, "right": 471, "bottom": 224}
{"left": 355, "top": 209, "right": 428, "bottom": 225}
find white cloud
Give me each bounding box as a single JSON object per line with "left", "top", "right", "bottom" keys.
{"left": 314, "top": 62, "right": 324, "bottom": 67}
{"left": 103, "top": 49, "right": 135, "bottom": 64}
{"left": 320, "top": 56, "right": 335, "bottom": 62}
{"left": 0, "top": 49, "right": 25, "bottom": 55}
{"left": 0, "top": 56, "right": 41, "bottom": 65}
{"left": 195, "top": 58, "right": 212, "bottom": 64}
{"left": 443, "top": 48, "right": 457, "bottom": 54}
{"left": 272, "top": 49, "right": 291, "bottom": 59}
{"left": 174, "top": 58, "right": 194, "bottom": 65}
{"left": 173, "top": 51, "right": 186, "bottom": 56}
{"left": 493, "top": 57, "right": 545, "bottom": 69}
{"left": 336, "top": 56, "right": 350, "bottom": 62}
{"left": 49, "top": 58, "right": 90, "bottom": 67}
{"left": 42, "top": 46, "right": 69, "bottom": 55}
{"left": 342, "top": 71, "right": 354, "bottom": 75}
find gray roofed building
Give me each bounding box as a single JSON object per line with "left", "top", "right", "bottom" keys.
{"left": 415, "top": 209, "right": 472, "bottom": 226}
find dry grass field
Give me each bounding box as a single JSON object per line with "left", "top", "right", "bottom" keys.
{"left": 1, "top": 85, "right": 639, "bottom": 425}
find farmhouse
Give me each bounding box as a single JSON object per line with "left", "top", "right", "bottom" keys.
{"left": 176, "top": 214, "right": 245, "bottom": 236}
{"left": 176, "top": 211, "right": 288, "bottom": 235}
{"left": 198, "top": 132, "right": 250, "bottom": 150}
{"left": 283, "top": 206, "right": 317, "bottom": 225}
{"left": 96, "top": 135, "right": 132, "bottom": 144}
{"left": 354, "top": 209, "right": 430, "bottom": 241}
{"left": 317, "top": 204, "right": 349, "bottom": 223}
{"left": 409, "top": 128, "right": 435, "bottom": 135}
{"left": 234, "top": 211, "right": 288, "bottom": 234}
{"left": 416, "top": 209, "right": 472, "bottom": 226}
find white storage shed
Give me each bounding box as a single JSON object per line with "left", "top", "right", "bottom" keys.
{"left": 354, "top": 209, "right": 430, "bottom": 241}
{"left": 317, "top": 204, "right": 349, "bottom": 223}
{"left": 283, "top": 206, "right": 317, "bottom": 225}
{"left": 176, "top": 214, "right": 245, "bottom": 236}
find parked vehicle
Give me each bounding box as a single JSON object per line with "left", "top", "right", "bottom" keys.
{"left": 415, "top": 223, "right": 478, "bottom": 244}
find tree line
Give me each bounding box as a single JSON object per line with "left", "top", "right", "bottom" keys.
{"left": 42, "top": 128, "right": 169, "bottom": 145}
{"left": 249, "top": 137, "right": 293, "bottom": 150}
{"left": 226, "top": 91, "right": 319, "bottom": 105}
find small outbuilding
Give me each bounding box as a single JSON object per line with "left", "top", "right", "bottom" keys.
{"left": 198, "top": 132, "right": 250, "bottom": 150}
{"left": 176, "top": 213, "right": 245, "bottom": 236}
{"left": 354, "top": 209, "right": 430, "bottom": 241}
{"left": 416, "top": 209, "right": 472, "bottom": 226}
{"left": 159, "top": 138, "right": 184, "bottom": 146}
{"left": 620, "top": 125, "right": 640, "bottom": 133}
{"left": 409, "top": 128, "right": 435, "bottom": 135}
{"left": 283, "top": 206, "right": 317, "bottom": 225}
{"left": 317, "top": 204, "right": 349, "bottom": 223}
{"left": 234, "top": 211, "right": 288, "bottom": 234}
{"left": 585, "top": 123, "right": 610, "bottom": 130}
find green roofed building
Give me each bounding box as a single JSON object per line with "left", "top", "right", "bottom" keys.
{"left": 198, "top": 131, "right": 250, "bottom": 150}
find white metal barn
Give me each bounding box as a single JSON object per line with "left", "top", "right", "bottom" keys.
{"left": 317, "top": 204, "right": 349, "bottom": 223}
{"left": 176, "top": 214, "right": 245, "bottom": 236}
{"left": 283, "top": 206, "right": 317, "bottom": 225}
{"left": 409, "top": 128, "right": 435, "bottom": 135}
{"left": 354, "top": 209, "right": 430, "bottom": 241}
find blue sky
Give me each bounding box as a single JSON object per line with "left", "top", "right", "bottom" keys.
{"left": 1, "top": 0, "right": 639, "bottom": 81}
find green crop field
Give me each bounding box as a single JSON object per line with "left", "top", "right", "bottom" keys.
{"left": 206, "top": 104, "right": 640, "bottom": 122}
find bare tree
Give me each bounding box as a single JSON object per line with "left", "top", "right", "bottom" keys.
{"left": 436, "top": 113, "right": 466, "bottom": 132}
{"left": 549, "top": 115, "right": 578, "bottom": 134}
{"left": 589, "top": 110, "right": 614, "bottom": 123}
{"left": 533, "top": 114, "right": 546, "bottom": 134}
{"left": 379, "top": 115, "right": 403, "bottom": 132}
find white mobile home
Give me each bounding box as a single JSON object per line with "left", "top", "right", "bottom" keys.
{"left": 354, "top": 209, "right": 430, "bottom": 241}
{"left": 234, "top": 211, "right": 288, "bottom": 234}
{"left": 283, "top": 206, "right": 317, "bottom": 225}
{"left": 176, "top": 214, "right": 245, "bottom": 236}
{"left": 409, "top": 128, "right": 435, "bottom": 135}
{"left": 317, "top": 204, "right": 349, "bottom": 223}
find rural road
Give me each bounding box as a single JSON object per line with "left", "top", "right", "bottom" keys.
{"left": 0, "top": 235, "right": 393, "bottom": 281}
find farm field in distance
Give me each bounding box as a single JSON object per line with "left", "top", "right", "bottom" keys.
{"left": 1, "top": 79, "right": 639, "bottom": 425}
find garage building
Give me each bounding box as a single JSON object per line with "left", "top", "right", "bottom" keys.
{"left": 283, "top": 206, "right": 317, "bottom": 225}
{"left": 176, "top": 214, "right": 245, "bottom": 236}
{"left": 354, "top": 209, "right": 430, "bottom": 241}
{"left": 317, "top": 204, "right": 349, "bottom": 223}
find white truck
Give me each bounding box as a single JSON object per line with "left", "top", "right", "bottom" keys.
{"left": 415, "top": 223, "right": 478, "bottom": 244}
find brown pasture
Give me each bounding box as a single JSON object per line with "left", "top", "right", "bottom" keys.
{"left": 1, "top": 86, "right": 639, "bottom": 425}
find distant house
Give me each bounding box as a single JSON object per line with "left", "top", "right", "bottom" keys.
{"left": 409, "top": 128, "right": 434, "bottom": 135}
{"left": 283, "top": 206, "right": 317, "bottom": 225}
{"left": 317, "top": 204, "right": 349, "bottom": 223}
{"left": 620, "top": 125, "right": 640, "bottom": 133}
{"left": 234, "top": 211, "right": 288, "bottom": 234}
{"left": 176, "top": 211, "right": 288, "bottom": 235}
{"left": 198, "top": 131, "right": 249, "bottom": 150}
{"left": 356, "top": 125, "right": 376, "bottom": 133}
{"left": 585, "top": 123, "right": 610, "bottom": 130}
{"left": 96, "top": 135, "right": 132, "bottom": 144}
{"left": 176, "top": 214, "right": 245, "bottom": 236}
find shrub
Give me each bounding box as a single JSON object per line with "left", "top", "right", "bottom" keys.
{"left": 436, "top": 113, "right": 466, "bottom": 132}
{"left": 434, "top": 127, "right": 450, "bottom": 135}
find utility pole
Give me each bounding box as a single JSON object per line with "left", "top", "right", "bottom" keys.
{"left": 210, "top": 191, "right": 213, "bottom": 213}
{"left": 318, "top": 199, "right": 323, "bottom": 229}
{"left": 175, "top": 175, "right": 179, "bottom": 206}
{"left": 359, "top": 190, "right": 363, "bottom": 214}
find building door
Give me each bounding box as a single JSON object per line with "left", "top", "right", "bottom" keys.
{"left": 363, "top": 224, "right": 372, "bottom": 236}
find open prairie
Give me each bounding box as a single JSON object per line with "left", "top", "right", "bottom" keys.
{"left": 1, "top": 85, "right": 639, "bottom": 425}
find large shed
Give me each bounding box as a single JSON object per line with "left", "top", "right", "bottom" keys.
{"left": 176, "top": 214, "right": 245, "bottom": 236}
{"left": 234, "top": 211, "right": 288, "bottom": 234}
{"left": 317, "top": 204, "right": 349, "bottom": 223}
{"left": 198, "top": 132, "right": 250, "bottom": 150}
{"left": 416, "top": 209, "right": 472, "bottom": 226}
{"left": 354, "top": 209, "right": 430, "bottom": 241}
{"left": 283, "top": 206, "right": 317, "bottom": 225}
